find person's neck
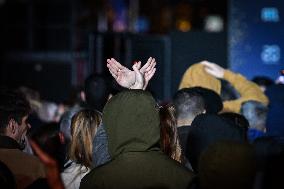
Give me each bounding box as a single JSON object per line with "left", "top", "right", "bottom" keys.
{"left": 177, "top": 119, "right": 193, "bottom": 127}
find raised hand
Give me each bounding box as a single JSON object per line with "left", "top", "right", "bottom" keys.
{"left": 141, "top": 57, "right": 156, "bottom": 90}
{"left": 107, "top": 57, "right": 156, "bottom": 89}
{"left": 107, "top": 58, "right": 135, "bottom": 88}
{"left": 201, "top": 61, "right": 225, "bottom": 79}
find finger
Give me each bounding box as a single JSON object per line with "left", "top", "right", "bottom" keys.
{"left": 145, "top": 68, "right": 156, "bottom": 81}
{"left": 201, "top": 61, "right": 215, "bottom": 69}
{"left": 107, "top": 60, "right": 119, "bottom": 75}
{"left": 136, "top": 61, "right": 142, "bottom": 70}
{"left": 201, "top": 61, "right": 211, "bottom": 65}
{"left": 145, "top": 59, "right": 156, "bottom": 73}
{"left": 204, "top": 67, "right": 215, "bottom": 75}
{"left": 108, "top": 64, "right": 122, "bottom": 79}
{"left": 140, "top": 57, "right": 152, "bottom": 73}
{"left": 108, "top": 68, "right": 118, "bottom": 79}
{"left": 111, "top": 58, "right": 127, "bottom": 70}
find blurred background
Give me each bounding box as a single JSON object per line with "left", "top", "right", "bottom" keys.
{"left": 0, "top": 0, "right": 283, "bottom": 102}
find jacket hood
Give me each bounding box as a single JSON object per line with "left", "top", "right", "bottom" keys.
{"left": 179, "top": 63, "right": 221, "bottom": 94}
{"left": 102, "top": 90, "right": 160, "bottom": 158}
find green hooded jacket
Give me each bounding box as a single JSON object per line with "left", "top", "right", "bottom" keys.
{"left": 80, "top": 90, "right": 194, "bottom": 189}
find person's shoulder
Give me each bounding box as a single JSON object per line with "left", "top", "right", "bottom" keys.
{"left": 19, "top": 151, "right": 44, "bottom": 166}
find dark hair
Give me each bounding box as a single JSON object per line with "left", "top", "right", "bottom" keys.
{"left": 0, "top": 89, "right": 31, "bottom": 134}
{"left": 173, "top": 88, "right": 205, "bottom": 120}
{"left": 220, "top": 112, "right": 249, "bottom": 141}
{"left": 84, "top": 74, "right": 111, "bottom": 112}
{"left": 190, "top": 87, "right": 223, "bottom": 114}
{"left": 252, "top": 76, "right": 274, "bottom": 88}
{"left": 30, "top": 122, "right": 67, "bottom": 171}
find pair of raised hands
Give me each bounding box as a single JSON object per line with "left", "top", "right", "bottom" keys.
{"left": 107, "top": 57, "right": 157, "bottom": 90}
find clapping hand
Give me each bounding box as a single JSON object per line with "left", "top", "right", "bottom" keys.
{"left": 107, "top": 57, "right": 156, "bottom": 90}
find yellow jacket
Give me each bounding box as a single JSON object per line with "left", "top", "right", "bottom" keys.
{"left": 179, "top": 63, "right": 269, "bottom": 113}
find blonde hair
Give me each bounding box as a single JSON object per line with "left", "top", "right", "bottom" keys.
{"left": 69, "top": 109, "right": 102, "bottom": 168}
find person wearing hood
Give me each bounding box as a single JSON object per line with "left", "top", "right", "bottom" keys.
{"left": 80, "top": 90, "right": 194, "bottom": 189}
{"left": 179, "top": 61, "right": 269, "bottom": 113}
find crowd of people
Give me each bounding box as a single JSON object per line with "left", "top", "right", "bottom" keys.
{"left": 1, "top": 57, "right": 284, "bottom": 189}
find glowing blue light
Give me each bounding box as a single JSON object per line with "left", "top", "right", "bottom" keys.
{"left": 261, "top": 7, "right": 280, "bottom": 22}
{"left": 261, "top": 45, "right": 281, "bottom": 64}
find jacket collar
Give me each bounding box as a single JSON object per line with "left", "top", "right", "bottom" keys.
{"left": 0, "top": 135, "right": 21, "bottom": 150}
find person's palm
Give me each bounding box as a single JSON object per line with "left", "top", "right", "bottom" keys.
{"left": 116, "top": 67, "right": 135, "bottom": 88}
{"left": 107, "top": 58, "right": 135, "bottom": 88}
{"left": 107, "top": 57, "right": 156, "bottom": 89}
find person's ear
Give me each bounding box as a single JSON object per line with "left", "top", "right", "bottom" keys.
{"left": 5, "top": 119, "right": 18, "bottom": 137}
{"left": 8, "top": 119, "right": 17, "bottom": 134}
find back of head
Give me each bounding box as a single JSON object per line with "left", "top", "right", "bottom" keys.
{"left": 186, "top": 114, "right": 244, "bottom": 172}
{"left": 0, "top": 89, "right": 31, "bottom": 134}
{"left": 173, "top": 88, "right": 205, "bottom": 121}
{"left": 190, "top": 87, "right": 223, "bottom": 114}
{"left": 198, "top": 141, "right": 256, "bottom": 189}
{"left": 103, "top": 90, "right": 160, "bottom": 159}
{"left": 70, "top": 109, "right": 102, "bottom": 168}
{"left": 240, "top": 100, "right": 268, "bottom": 131}
{"left": 220, "top": 112, "right": 249, "bottom": 141}
{"left": 84, "top": 74, "right": 111, "bottom": 112}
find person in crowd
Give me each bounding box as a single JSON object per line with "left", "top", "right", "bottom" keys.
{"left": 197, "top": 141, "right": 256, "bottom": 189}
{"left": 179, "top": 61, "right": 269, "bottom": 113}
{"left": 186, "top": 114, "right": 245, "bottom": 173}
{"left": 172, "top": 88, "right": 206, "bottom": 156}
{"left": 80, "top": 90, "right": 194, "bottom": 189}
{"left": 240, "top": 100, "right": 268, "bottom": 142}
{"left": 159, "top": 103, "right": 183, "bottom": 163}
{"left": 30, "top": 122, "right": 68, "bottom": 171}
{"left": 0, "top": 89, "right": 45, "bottom": 189}
{"left": 219, "top": 112, "right": 249, "bottom": 141}
{"left": 60, "top": 75, "right": 111, "bottom": 168}
{"left": 83, "top": 74, "right": 112, "bottom": 112}
{"left": 61, "top": 109, "right": 102, "bottom": 189}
